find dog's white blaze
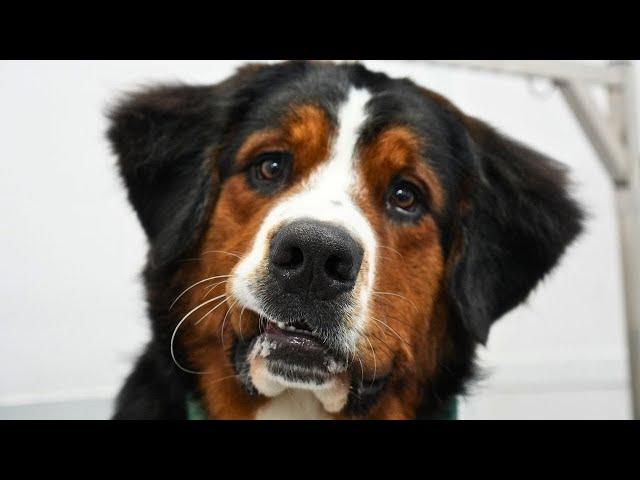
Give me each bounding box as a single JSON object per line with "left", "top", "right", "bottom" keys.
{"left": 231, "top": 88, "right": 377, "bottom": 412}
{"left": 232, "top": 87, "right": 376, "bottom": 319}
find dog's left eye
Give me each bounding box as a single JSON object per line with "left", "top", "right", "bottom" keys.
{"left": 248, "top": 152, "right": 292, "bottom": 193}
{"left": 385, "top": 180, "right": 426, "bottom": 221}
{"left": 390, "top": 184, "right": 416, "bottom": 210}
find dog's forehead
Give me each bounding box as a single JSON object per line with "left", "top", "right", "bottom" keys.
{"left": 216, "top": 63, "right": 467, "bottom": 216}
{"left": 239, "top": 65, "right": 454, "bottom": 159}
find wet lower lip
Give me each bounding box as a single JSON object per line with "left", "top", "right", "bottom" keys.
{"left": 264, "top": 321, "right": 324, "bottom": 350}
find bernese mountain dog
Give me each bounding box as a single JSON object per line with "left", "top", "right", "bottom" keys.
{"left": 108, "top": 61, "right": 583, "bottom": 419}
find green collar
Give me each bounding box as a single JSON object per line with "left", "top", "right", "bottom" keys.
{"left": 186, "top": 394, "right": 458, "bottom": 420}
{"left": 437, "top": 397, "right": 459, "bottom": 420}
{"left": 186, "top": 394, "right": 209, "bottom": 420}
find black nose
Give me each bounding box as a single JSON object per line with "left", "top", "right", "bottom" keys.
{"left": 269, "top": 220, "right": 364, "bottom": 300}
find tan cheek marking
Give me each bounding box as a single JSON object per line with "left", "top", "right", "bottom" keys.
{"left": 353, "top": 127, "right": 448, "bottom": 415}
{"left": 361, "top": 218, "right": 447, "bottom": 417}
{"left": 176, "top": 105, "right": 334, "bottom": 419}
{"left": 172, "top": 174, "right": 280, "bottom": 419}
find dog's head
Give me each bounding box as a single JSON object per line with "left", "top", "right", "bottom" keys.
{"left": 108, "top": 61, "right": 583, "bottom": 419}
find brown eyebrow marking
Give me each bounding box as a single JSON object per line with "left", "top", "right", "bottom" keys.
{"left": 359, "top": 125, "right": 445, "bottom": 212}
{"left": 235, "top": 129, "right": 287, "bottom": 169}
{"left": 282, "top": 104, "right": 333, "bottom": 175}
{"left": 233, "top": 104, "right": 334, "bottom": 178}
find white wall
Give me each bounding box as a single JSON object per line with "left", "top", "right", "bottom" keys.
{"left": 0, "top": 60, "right": 635, "bottom": 419}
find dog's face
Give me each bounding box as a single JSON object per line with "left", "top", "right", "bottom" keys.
{"left": 109, "top": 62, "right": 583, "bottom": 419}
{"left": 205, "top": 85, "right": 449, "bottom": 415}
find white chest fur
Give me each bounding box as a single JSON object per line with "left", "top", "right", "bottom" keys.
{"left": 255, "top": 390, "right": 333, "bottom": 420}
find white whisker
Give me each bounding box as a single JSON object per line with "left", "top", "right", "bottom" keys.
{"left": 364, "top": 334, "right": 377, "bottom": 386}
{"left": 220, "top": 299, "right": 239, "bottom": 349}
{"left": 194, "top": 295, "right": 229, "bottom": 326}
{"left": 379, "top": 245, "right": 404, "bottom": 260}
{"left": 371, "top": 291, "right": 418, "bottom": 312}
{"left": 204, "top": 373, "right": 243, "bottom": 387}
{"left": 169, "top": 275, "right": 232, "bottom": 311}
{"left": 202, "top": 249, "right": 243, "bottom": 260}
{"left": 370, "top": 315, "right": 410, "bottom": 346}
{"left": 357, "top": 354, "right": 365, "bottom": 385}
{"left": 170, "top": 296, "right": 226, "bottom": 375}
{"left": 202, "top": 280, "right": 229, "bottom": 300}
{"left": 238, "top": 305, "right": 247, "bottom": 342}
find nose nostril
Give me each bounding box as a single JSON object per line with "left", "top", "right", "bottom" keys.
{"left": 274, "top": 245, "right": 304, "bottom": 270}
{"left": 269, "top": 220, "right": 363, "bottom": 299}
{"left": 325, "top": 254, "right": 353, "bottom": 283}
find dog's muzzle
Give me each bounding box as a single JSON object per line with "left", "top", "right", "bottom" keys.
{"left": 233, "top": 219, "right": 366, "bottom": 409}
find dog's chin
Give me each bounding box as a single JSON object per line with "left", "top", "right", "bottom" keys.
{"left": 237, "top": 318, "right": 351, "bottom": 413}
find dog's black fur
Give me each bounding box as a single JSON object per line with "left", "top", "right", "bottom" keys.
{"left": 108, "top": 61, "right": 583, "bottom": 419}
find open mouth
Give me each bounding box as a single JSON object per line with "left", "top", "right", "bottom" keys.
{"left": 264, "top": 319, "right": 323, "bottom": 352}
{"left": 232, "top": 309, "right": 389, "bottom": 415}
{"left": 248, "top": 317, "right": 346, "bottom": 385}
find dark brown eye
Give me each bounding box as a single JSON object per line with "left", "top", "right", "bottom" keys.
{"left": 258, "top": 156, "right": 285, "bottom": 180}
{"left": 390, "top": 185, "right": 416, "bottom": 210}
{"left": 248, "top": 151, "right": 292, "bottom": 194}
{"left": 385, "top": 180, "right": 426, "bottom": 223}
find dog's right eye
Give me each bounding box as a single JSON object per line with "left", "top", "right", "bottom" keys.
{"left": 248, "top": 151, "right": 292, "bottom": 193}
{"left": 258, "top": 155, "right": 285, "bottom": 181}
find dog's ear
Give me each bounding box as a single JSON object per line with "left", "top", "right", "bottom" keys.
{"left": 448, "top": 115, "right": 584, "bottom": 344}
{"left": 106, "top": 65, "right": 264, "bottom": 268}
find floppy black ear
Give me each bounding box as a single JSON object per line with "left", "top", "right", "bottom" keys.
{"left": 450, "top": 117, "right": 584, "bottom": 344}
{"left": 107, "top": 84, "right": 220, "bottom": 267}
{"left": 106, "top": 66, "right": 264, "bottom": 268}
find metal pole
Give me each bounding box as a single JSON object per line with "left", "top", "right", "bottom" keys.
{"left": 556, "top": 62, "right": 640, "bottom": 419}
{"left": 557, "top": 80, "right": 629, "bottom": 183}
{"left": 615, "top": 187, "right": 640, "bottom": 419}
{"left": 611, "top": 62, "right": 640, "bottom": 419}
{"left": 557, "top": 62, "right": 640, "bottom": 419}
{"left": 427, "top": 60, "right": 625, "bottom": 86}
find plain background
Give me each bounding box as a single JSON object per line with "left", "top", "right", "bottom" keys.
{"left": 0, "top": 60, "right": 635, "bottom": 419}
